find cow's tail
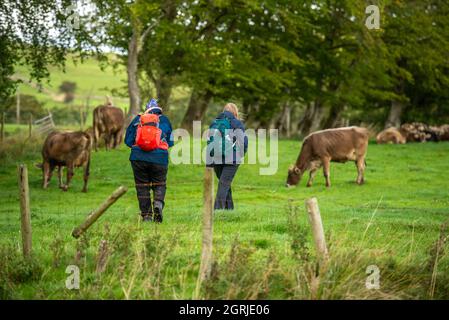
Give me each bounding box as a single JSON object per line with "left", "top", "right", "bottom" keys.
{"left": 83, "top": 132, "right": 92, "bottom": 151}
{"left": 93, "top": 108, "right": 101, "bottom": 152}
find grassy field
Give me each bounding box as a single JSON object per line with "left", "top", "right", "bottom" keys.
{"left": 0, "top": 135, "right": 449, "bottom": 299}
{"left": 14, "top": 56, "right": 128, "bottom": 108}
{"left": 12, "top": 56, "right": 192, "bottom": 124}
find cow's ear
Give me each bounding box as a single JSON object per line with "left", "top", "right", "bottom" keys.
{"left": 294, "top": 167, "right": 300, "bottom": 174}
{"left": 288, "top": 165, "right": 294, "bottom": 171}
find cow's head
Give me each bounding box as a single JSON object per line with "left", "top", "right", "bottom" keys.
{"left": 286, "top": 165, "right": 302, "bottom": 187}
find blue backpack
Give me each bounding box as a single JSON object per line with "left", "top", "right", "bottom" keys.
{"left": 208, "top": 117, "right": 235, "bottom": 157}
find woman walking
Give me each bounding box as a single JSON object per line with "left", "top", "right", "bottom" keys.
{"left": 124, "top": 99, "right": 173, "bottom": 223}
{"left": 207, "top": 103, "right": 248, "bottom": 210}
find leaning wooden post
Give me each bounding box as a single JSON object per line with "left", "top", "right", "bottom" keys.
{"left": 199, "top": 167, "right": 214, "bottom": 282}
{"left": 18, "top": 164, "right": 32, "bottom": 259}
{"left": 72, "top": 186, "right": 128, "bottom": 239}
{"left": 305, "top": 197, "right": 328, "bottom": 260}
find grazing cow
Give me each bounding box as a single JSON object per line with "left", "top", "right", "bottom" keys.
{"left": 93, "top": 103, "right": 124, "bottom": 151}
{"left": 40, "top": 131, "right": 91, "bottom": 192}
{"left": 286, "top": 127, "right": 369, "bottom": 188}
{"left": 376, "top": 127, "right": 406, "bottom": 144}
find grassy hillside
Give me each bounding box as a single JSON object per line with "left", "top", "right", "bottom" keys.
{"left": 0, "top": 136, "right": 448, "bottom": 299}
{"left": 13, "top": 56, "right": 191, "bottom": 122}
{"left": 15, "top": 56, "right": 129, "bottom": 109}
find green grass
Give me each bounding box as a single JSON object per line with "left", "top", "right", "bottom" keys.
{"left": 0, "top": 137, "right": 449, "bottom": 299}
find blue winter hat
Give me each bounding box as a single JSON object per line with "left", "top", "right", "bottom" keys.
{"left": 145, "top": 98, "right": 161, "bottom": 112}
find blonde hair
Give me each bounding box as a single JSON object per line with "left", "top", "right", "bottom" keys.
{"left": 223, "top": 103, "right": 240, "bottom": 120}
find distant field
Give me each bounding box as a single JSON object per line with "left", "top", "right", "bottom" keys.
{"left": 0, "top": 136, "right": 448, "bottom": 299}
{"left": 15, "top": 56, "right": 128, "bottom": 109}
{"left": 13, "top": 56, "right": 191, "bottom": 119}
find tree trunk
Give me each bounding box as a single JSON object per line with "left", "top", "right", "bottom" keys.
{"left": 385, "top": 101, "right": 404, "bottom": 129}
{"left": 180, "top": 89, "right": 213, "bottom": 131}
{"left": 299, "top": 100, "right": 324, "bottom": 136}
{"left": 155, "top": 74, "right": 173, "bottom": 112}
{"left": 127, "top": 26, "right": 141, "bottom": 118}
{"left": 323, "top": 104, "right": 344, "bottom": 129}
{"left": 277, "top": 103, "right": 291, "bottom": 137}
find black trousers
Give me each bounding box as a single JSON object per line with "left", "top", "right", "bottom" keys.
{"left": 131, "top": 160, "right": 167, "bottom": 216}
{"left": 213, "top": 164, "right": 239, "bottom": 210}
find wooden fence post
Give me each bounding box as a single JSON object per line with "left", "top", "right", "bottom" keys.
{"left": 72, "top": 186, "right": 128, "bottom": 238}
{"left": 16, "top": 92, "right": 20, "bottom": 124}
{"left": 28, "top": 115, "right": 32, "bottom": 138}
{"left": 79, "top": 106, "right": 84, "bottom": 130}
{"left": 305, "top": 197, "right": 328, "bottom": 260}
{"left": 198, "top": 167, "right": 214, "bottom": 282}
{"left": 18, "top": 164, "right": 32, "bottom": 259}
{"left": 1, "top": 112, "right": 4, "bottom": 143}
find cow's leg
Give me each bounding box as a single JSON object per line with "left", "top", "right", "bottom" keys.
{"left": 62, "top": 162, "right": 74, "bottom": 192}
{"left": 82, "top": 158, "right": 90, "bottom": 193}
{"left": 57, "top": 166, "right": 64, "bottom": 189}
{"left": 307, "top": 169, "right": 318, "bottom": 187}
{"left": 43, "top": 161, "right": 51, "bottom": 189}
{"left": 110, "top": 133, "right": 116, "bottom": 149}
{"left": 117, "top": 129, "right": 124, "bottom": 146}
{"left": 104, "top": 135, "right": 110, "bottom": 151}
{"left": 356, "top": 157, "right": 366, "bottom": 185}
{"left": 113, "top": 131, "right": 122, "bottom": 149}
{"left": 93, "top": 126, "right": 99, "bottom": 152}
{"left": 306, "top": 161, "right": 322, "bottom": 187}
{"left": 355, "top": 140, "right": 368, "bottom": 185}
{"left": 322, "top": 157, "right": 331, "bottom": 188}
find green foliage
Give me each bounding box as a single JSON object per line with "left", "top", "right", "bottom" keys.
{"left": 0, "top": 1, "right": 97, "bottom": 104}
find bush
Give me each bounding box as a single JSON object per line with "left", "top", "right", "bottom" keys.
{"left": 0, "top": 244, "right": 43, "bottom": 299}
{"left": 59, "top": 81, "right": 77, "bottom": 104}
{"left": 51, "top": 105, "right": 82, "bottom": 125}
{"left": 2, "top": 94, "right": 46, "bottom": 123}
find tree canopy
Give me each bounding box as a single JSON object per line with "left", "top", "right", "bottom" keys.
{"left": 2, "top": 0, "right": 449, "bottom": 133}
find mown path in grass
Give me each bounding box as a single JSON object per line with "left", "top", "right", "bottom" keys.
{"left": 0, "top": 140, "right": 448, "bottom": 298}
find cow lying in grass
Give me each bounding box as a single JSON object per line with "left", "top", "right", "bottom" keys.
{"left": 376, "top": 127, "right": 406, "bottom": 144}
{"left": 39, "top": 131, "right": 91, "bottom": 192}
{"left": 286, "top": 127, "right": 369, "bottom": 188}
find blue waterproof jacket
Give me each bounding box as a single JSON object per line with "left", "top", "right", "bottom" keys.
{"left": 124, "top": 110, "right": 173, "bottom": 167}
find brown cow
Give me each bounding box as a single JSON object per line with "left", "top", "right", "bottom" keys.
{"left": 41, "top": 131, "right": 91, "bottom": 192}
{"left": 376, "top": 127, "right": 406, "bottom": 144}
{"left": 93, "top": 103, "right": 124, "bottom": 151}
{"left": 286, "top": 127, "right": 369, "bottom": 188}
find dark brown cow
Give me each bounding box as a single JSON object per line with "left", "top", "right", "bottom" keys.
{"left": 41, "top": 131, "right": 91, "bottom": 192}
{"left": 93, "top": 103, "right": 124, "bottom": 151}
{"left": 376, "top": 127, "right": 406, "bottom": 144}
{"left": 286, "top": 127, "right": 369, "bottom": 188}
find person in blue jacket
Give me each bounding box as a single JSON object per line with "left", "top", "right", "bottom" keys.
{"left": 206, "top": 103, "right": 248, "bottom": 210}
{"left": 124, "top": 99, "right": 173, "bottom": 223}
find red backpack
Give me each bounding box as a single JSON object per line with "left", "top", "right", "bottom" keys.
{"left": 134, "top": 113, "right": 168, "bottom": 151}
